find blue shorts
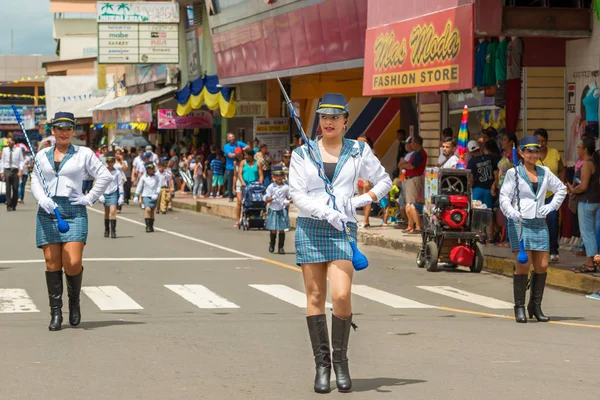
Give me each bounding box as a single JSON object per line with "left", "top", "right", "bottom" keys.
{"left": 473, "top": 187, "right": 493, "bottom": 209}
{"left": 413, "top": 203, "right": 424, "bottom": 214}
{"left": 212, "top": 174, "right": 224, "bottom": 186}
{"left": 379, "top": 197, "right": 389, "bottom": 208}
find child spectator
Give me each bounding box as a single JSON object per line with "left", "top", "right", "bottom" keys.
{"left": 210, "top": 151, "right": 225, "bottom": 198}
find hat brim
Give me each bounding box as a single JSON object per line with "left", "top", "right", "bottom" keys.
{"left": 316, "top": 107, "right": 347, "bottom": 115}
{"left": 52, "top": 121, "right": 75, "bottom": 128}
{"left": 520, "top": 144, "right": 541, "bottom": 151}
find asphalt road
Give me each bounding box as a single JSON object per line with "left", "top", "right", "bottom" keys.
{"left": 0, "top": 201, "right": 598, "bottom": 400}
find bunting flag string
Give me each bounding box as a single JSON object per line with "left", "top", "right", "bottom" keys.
{"left": 0, "top": 93, "right": 46, "bottom": 100}
{"left": 89, "top": 122, "right": 149, "bottom": 131}
{"left": 0, "top": 75, "right": 46, "bottom": 85}
{"left": 175, "top": 75, "right": 236, "bottom": 118}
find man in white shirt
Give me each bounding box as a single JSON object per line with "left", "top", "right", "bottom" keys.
{"left": 439, "top": 138, "right": 459, "bottom": 169}
{"left": 1, "top": 138, "right": 24, "bottom": 211}
{"left": 145, "top": 145, "right": 160, "bottom": 165}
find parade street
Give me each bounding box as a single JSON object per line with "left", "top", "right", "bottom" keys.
{"left": 0, "top": 204, "right": 597, "bottom": 400}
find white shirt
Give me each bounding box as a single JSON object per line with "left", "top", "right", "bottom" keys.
{"left": 500, "top": 165, "right": 566, "bottom": 219}
{"left": 156, "top": 170, "right": 173, "bottom": 188}
{"left": 264, "top": 182, "right": 290, "bottom": 211}
{"left": 31, "top": 145, "right": 111, "bottom": 203}
{"left": 104, "top": 168, "right": 125, "bottom": 196}
{"left": 442, "top": 155, "right": 459, "bottom": 169}
{"left": 290, "top": 138, "right": 392, "bottom": 221}
{"left": 1, "top": 146, "right": 24, "bottom": 170}
{"left": 20, "top": 154, "right": 33, "bottom": 175}
{"left": 135, "top": 174, "right": 161, "bottom": 197}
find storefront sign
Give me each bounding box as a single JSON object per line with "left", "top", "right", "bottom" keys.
{"left": 158, "top": 109, "right": 212, "bottom": 129}
{"left": 363, "top": 5, "right": 474, "bottom": 96}
{"left": 97, "top": 2, "right": 179, "bottom": 64}
{"left": 98, "top": 23, "right": 179, "bottom": 64}
{"left": 93, "top": 103, "right": 152, "bottom": 124}
{"left": 0, "top": 106, "right": 35, "bottom": 130}
{"left": 97, "top": 2, "right": 179, "bottom": 23}
{"left": 253, "top": 118, "right": 289, "bottom": 160}
{"left": 237, "top": 101, "right": 267, "bottom": 117}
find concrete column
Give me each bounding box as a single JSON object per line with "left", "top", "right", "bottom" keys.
{"left": 34, "top": 86, "right": 39, "bottom": 106}
{"left": 266, "top": 80, "right": 280, "bottom": 118}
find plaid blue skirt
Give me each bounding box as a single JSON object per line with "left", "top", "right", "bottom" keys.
{"left": 142, "top": 196, "right": 157, "bottom": 208}
{"left": 266, "top": 208, "right": 290, "bottom": 231}
{"left": 507, "top": 218, "right": 549, "bottom": 252}
{"left": 36, "top": 197, "right": 87, "bottom": 248}
{"left": 104, "top": 190, "right": 119, "bottom": 207}
{"left": 295, "top": 217, "right": 358, "bottom": 265}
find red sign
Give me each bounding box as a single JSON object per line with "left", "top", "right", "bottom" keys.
{"left": 363, "top": 5, "right": 474, "bottom": 96}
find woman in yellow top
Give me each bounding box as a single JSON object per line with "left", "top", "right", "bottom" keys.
{"left": 534, "top": 129, "right": 565, "bottom": 263}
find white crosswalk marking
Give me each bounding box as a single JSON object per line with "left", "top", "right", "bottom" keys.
{"left": 0, "top": 289, "right": 39, "bottom": 313}
{"left": 249, "top": 284, "right": 332, "bottom": 309}
{"left": 417, "top": 286, "right": 513, "bottom": 309}
{"left": 165, "top": 285, "right": 240, "bottom": 309}
{"left": 82, "top": 286, "right": 144, "bottom": 311}
{"left": 352, "top": 285, "right": 435, "bottom": 308}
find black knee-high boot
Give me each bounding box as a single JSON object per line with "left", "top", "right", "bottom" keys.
{"left": 149, "top": 218, "right": 155, "bottom": 232}
{"left": 66, "top": 267, "right": 83, "bottom": 326}
{"left": 110, "top": 220, "right": 117, "bottom": 239}
{"left": 278, "top": 232, "right": 285, "bottom": 254}
{"left": 332, "top": 314, "right": 353, "bottom": 392}
{"left": 527, "top": 272, "right": 550, "bottom": 322}
{"left": 306, "top": 314, "right": 331, "bottom": 394}
{"left": 104, "top": 219, "right": 110, "bottom": 237}
{"left": 513, "top": 274, "right": 528, "bottom": 323}
{"left": 145, "top": 218, "right": 151, "bottom": 233}
{"left": 45, "top": 271, "right": 63, "bottom": 331}
{"left": 268, "top": 233, "right": 276, "bottom": 253}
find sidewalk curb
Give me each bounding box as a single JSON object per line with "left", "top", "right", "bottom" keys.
{"left": 173, "top": 199, "right": 600, "bottom": 294}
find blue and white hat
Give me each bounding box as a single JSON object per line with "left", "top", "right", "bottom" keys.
{"left": 316, "top": 93, "right": 349, "bottom": 115}
{"left": 520, "top": 136, "right": 541, "bottom": 151}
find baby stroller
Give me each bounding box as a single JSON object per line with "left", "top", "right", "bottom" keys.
{"left": 240, "top": 181, "right": 267, "bottom": 230}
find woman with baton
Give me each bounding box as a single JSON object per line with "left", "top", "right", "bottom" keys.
{"left": 31, "top": 112, "right": 112, "bottom": 331}
{"left": 289, "top": 94, "right": 391, "bottom": 393}
{"left": 499, "top": 136, "right": 566, "bottom": 324}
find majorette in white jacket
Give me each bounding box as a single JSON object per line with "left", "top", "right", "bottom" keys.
{"left": 499, "top": 164, "right": 566, "bottom": 219}
{"left": 31, "top": 145, "right": 111, "bottom": 204}
{"left": 289, "top": 138, "right": 392, "bottom": 221}
{"left": 104, "top": 168, "right": 125, "bottom": 197}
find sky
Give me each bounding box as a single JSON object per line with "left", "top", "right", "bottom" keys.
{"left": 0, "top": 0, "right": 55, "bottom": 55}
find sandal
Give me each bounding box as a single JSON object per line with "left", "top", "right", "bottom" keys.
{"left": 573, "top": 265, "right": 598, "bottom": 274}
{"left": 402, "top": 228, "right": 414, "bottom": 233}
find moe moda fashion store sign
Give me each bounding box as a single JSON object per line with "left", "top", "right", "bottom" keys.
{"left": 253, "top": 118, "right": 290, "bottom": 161}
{"left": 97, "top": 2, "right": 180, "bottom": 64}
{"left": 158, "top": 109, "right": 213, "bottom": 129}
{"left": 363, "top": 5, "right": 474, "bottom": 96}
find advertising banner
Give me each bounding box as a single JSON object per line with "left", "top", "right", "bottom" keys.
{"left": 93, "top": 103, "right": 152, "bottom": 124}
{"left": 565, "top": 69, "right": 599, "bottom": 166}
{"left": 363, "top": 5, "right": 474, "bottom": 96}
{"left": 158, "top": 109, "right": 212, "bottom": 129}
{"left": 253, "top": 118, "right": 290, "bottom": 161}
{"left": 97, "top": 2, "right": 180, "bottom": 64}
{"left": 0, "top": 106, "right": 36, "bottom": 130}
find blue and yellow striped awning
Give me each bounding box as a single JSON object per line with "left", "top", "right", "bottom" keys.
{"left": 175, "top": 75, "right": 236, "bottom": 118}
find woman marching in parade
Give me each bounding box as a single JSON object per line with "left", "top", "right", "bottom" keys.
{"left": 264, "top": 164, "right": 291, "bottom": 254}
{"left": 289, "top": 94, "right": 391, "bottom": 393}
{"left": 31, "top": 112, "right": 112, "bottom": 331}
{"left": 134, "top": 161, "right": 162, "bottom": 232}
{"left": 99, "top": 152, "right": 124, "bottom": 238}
{"left": 499, "top": 136, "right": 566, "bottom": 323}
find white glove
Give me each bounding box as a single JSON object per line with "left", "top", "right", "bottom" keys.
{"left": 133, "top": 197, "right": 139, "bottom": 204}
{"left": 344, "top": 193, "right": 373, "bottom": 215}
{"left": 38, "top": 196, "right": 58, "bottom": 215}
{"left": 505, "top": 208, "right": 523, "bottom": 222}
{"left": 98, "top": 195, "right": 105, "bottom": 204}
{"left": 68, "top": 193, "right": 94, "bottom": 207}
{"left": 151, "top": 194, "right": 158, "bottom": 201}
{"left": 320, "top": 208, "right": 348, "bottom": 231}
{"left": 282, "top": 199, "right": 290, "bottom": 207}
{"left": 118, "top": 196, "right": 124, "bottom": 206}
{"left": 539, "top": 205, "right": 553, "bottom": 217}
